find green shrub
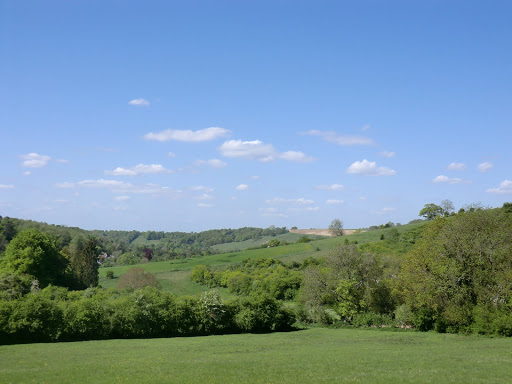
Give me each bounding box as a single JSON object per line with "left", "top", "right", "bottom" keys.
{"left": 105, "top": 270, "right": 114, "bottom": 280}
{"left": 117, "top": 267, "right": 159, "bottom": 291}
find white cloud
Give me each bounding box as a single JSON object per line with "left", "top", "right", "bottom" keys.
{"left": 487, "top": 180, "right": 512, "bottom": 194}
{"left": 265, "top": 197, "right": 315, "bottom": 205}
{"left": 23, "top": 171, "right": 31, "bottom": 176}
{"left": 251, "top": 176, "right": 260, "bottom": 180}
{"left": 279, "top": 151, "right": 314, "bottom": 162}
{"left": 379, "top": 151, "right": 395, "bottom": 158}
{"left": 194, "top": 159, "right": 228, "bottom": 168}
{"left": 346, "top": 159, "right": 396, "bottom": 176}
{"left": 316, "top": 184, "right": 344, "bottom": 191}
{"left": 447, "top": 162, "right": 466, "bottom": 171}
{"left": 20, "top": 153, "right": 51, "bottom": 168}
{"left": 0, "top": 184, "right": 14, "bottom": 189}
{"left": 56, "top": 159, "right": 69, "bottom": 164}
{"left": 259, "top": 207, "right": 288, "bottom": 218}
{"left": 432, "top": 175, "right": 470, "bottom": 184}
{"left": 326, "top": 199, "right": 344, "bottom": 205}
{"left": 128, "top": 98, "right": 150, "bottom": 106}
{"left": 105, "top": 164, "right": 173, "bottom": 176}
{"left": 218, "top": 140, "right": 313, "bottom": 163}
{"left": 303, "top": 130, "right": 375, "bottom": 146}
{"left": 144, "top": 127, "right": 230, "bottom": 142}
{"left": 168, "top": 152, "right": 176, "bottom": 158}
{"left": 218, "top": 140, "right": 277, "bottom": 162}
{"left": 114, "top": 196, "right": 131, "bottom": 201}
{"left": 478, "top": 162, "right": 493, "bottom": 173}
{"left": 360, "top": 125, "right": 370, "bottom": 132}
{"left": 194, "top": 193, "right": 213, "bottom": 201}
{"left": 236, "top": 184, "right": 249, "bottom": 191}
{"left": 306, "top": 206, "right": 320, "bottom": 211}
{"left": 376, "top": 207, "right": 396, "bottom": 215}
{"left": 197, "top": 203, "right": 214, "bottom": 208}
{"left": 55, "top": 179, "right": 179, "bottom": 196}
{"left": 190, "top": 186, "right": 214, "bottom": 193}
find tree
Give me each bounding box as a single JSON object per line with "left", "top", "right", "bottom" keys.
{"left": 419, "top": 203, "right": 444, "bottom": 220}
{"left": 118, "top": 267, "right": 159, "bottom": 290}
{"left": 0, "top": 229, "right": 68, "bottom": 288}
{"left": 70, "top": 237, "right": 99, "bottom": 289}
{"left": 328, "top": 218, "right": 344, "bottom": 236}
{"left": 440, "top": 199, "right": 455, "bottom": 216}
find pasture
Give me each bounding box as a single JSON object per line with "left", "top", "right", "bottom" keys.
{"left": 1, "top": 328, "right": 510, "bottom": 383}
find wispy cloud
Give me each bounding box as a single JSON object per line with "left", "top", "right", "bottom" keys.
{"left": 105, "top": 164, "right": 174, "bottom": 176}
{"left": 303, "top": 130, "right": 375, "bottom": 146}
{"left": 190, "top": 186, "right": 214, "bottom": 193}
{"left": 236, "top": 184, "right": 249, "bottom": 191}
{"left": 20, "top": 153, "right": 51, "bottom": 168}
{"left": 197, "top": 203, "right": 214, "bottom": 208}
{"left": 218, "top": 140, "right": 277, "bottom": 162}
{"left": 379, "top": 151, "right": 395, "bottom": 158}
{"left": 0, "top": 184, "right": 15, "bottom": 189}
{"left": 259, "top": 207, "right": 288, "bottom": 218}
{"left": 346, "top": 159, "right": 396, "bottom": 176}
{"left": 376, "top": 207, "right": 396, "bottom": 215}
{"left": 128, "top": 98, "right": 150, "bottom": 106}
{"left": 265, "top": 197, "right": 315, "bottom": 205}
{"left": 477, "top": 162, "right": 493, "bottom": 173}
{"left": 326, "top": 199, "right": 344, "bottom": 205}
{"left": 218, "top": 139, "right": 313, "bottom": 163}
{"left": 316, "top": 184, "right": 344, "bottom": 191}
{"left": 432, "top": 175, "right": 471, "bottom": 184}
{"left": 55, "top": 179, "right": 179, "bottom": 196}
{"left": 279, "top": 151, "right": 314, "bottom": 162}
{"left": 193, "top": 159, "right": 228, "bottom": 168}
{"left": 144, "top": 127, "right": 230, "bottom": 142}
{"left": 114, "top": 196, "right": 131, "bottom": 201}
{"left": 167, "top": 152, "right": 177, "bottom": 158}
{"left": 447, "top": 162, "right": 466, "bottom": 171}
{"left": 487, "top": 180, "right": 512, "bottom": 194}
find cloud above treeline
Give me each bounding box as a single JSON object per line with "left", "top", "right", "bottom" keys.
{"left": 487, "top": 180, "right": 512, "bottom": 194}
{"left": 302, "top": 130, "right": 375, "bottom": 146}
{"left": 316, "top": 184, "right": 344, "bottom": 191}
{"left": 128, "top": 98, "right": 150, "bottom": 106}
{"left": 346, "top": 159, "right": 396, "bottom": 176}
{"left": 447, "top": 162, "right": 466, "bottom": 171}
{"left": 144, "top": 127, "right": 230, "bottom": 142}
{"left": 105, "top": 164, "right": 174, "bottom": 176}
{"left": 432, "top": 175, "right": 471, "bottom": 184}
{"left": 477, "top": 162, "right": 493, "bottom": 172}
{"left": 20, "top": 153, "right": 51, "bottom": 168}
{"left": 218, "top": 140, "right": 313, "bottom": 162}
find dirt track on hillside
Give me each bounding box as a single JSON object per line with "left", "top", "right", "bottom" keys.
{"left": 289, "top": 229, "right": 358, "bottom": 237}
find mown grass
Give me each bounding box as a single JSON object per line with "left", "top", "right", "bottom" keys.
{"left": 1, "top": 328, "right": 511, "bottom": 383}
{"left": 211, "top": 232, "right": 324, "bottom": 253}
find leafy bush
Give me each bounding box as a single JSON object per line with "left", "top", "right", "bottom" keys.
{"left": 105, "top": 270, "right": 114, "bottom": 279}
{"left": 117, "top": 267, "right": 159, "bottom": 290}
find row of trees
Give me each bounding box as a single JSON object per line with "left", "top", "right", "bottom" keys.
{"left": 0, "top": 286, "right": 295, "bottom": 344}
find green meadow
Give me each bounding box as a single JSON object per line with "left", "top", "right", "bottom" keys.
{"left": 1, "top": 328, "right": 511, "bottom": 384}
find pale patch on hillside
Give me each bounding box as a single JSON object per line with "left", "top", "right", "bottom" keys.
{"left": 289, "top": 229, "right": 359, "bottom": 237}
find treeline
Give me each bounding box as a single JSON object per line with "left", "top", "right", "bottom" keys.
{"left": 0, "top": 217, "right": 288, "bottom": 265}
{"left": 192, "top": 205, "right": 512, "bottom": 336}
{"left": 0, "top": 287, "right": 294, "bottom": 344}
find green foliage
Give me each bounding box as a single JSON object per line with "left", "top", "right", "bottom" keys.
{"left": 328, "top": 218, "right": 343, "bottom": 236}
{"left": 419, "top": 203, "right": 444, "bottom": 220}
{"left": 69, "top": 237, "right": 99, "bottom": 289}
{"left": 0, "top": 229, "right": 68, "bottom": 288}
{"left": 296, "top": 236, "right": 311, "bottom": 243}
{"left": 0, "top": 287, "right": 295, "bottom": 344}
{"left": 105, "top": 270, "right": 114, "bottom": 279}
{"left": 400, "top": 208, "right": 512, "bottom": 332}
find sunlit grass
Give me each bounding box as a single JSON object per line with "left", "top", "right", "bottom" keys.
{"left": 1, "top": 328, "right": 510, "bottom": 383}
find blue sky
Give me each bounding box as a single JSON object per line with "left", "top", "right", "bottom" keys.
{"left": 1, "top": 0, "right": 511, "bottom": 231}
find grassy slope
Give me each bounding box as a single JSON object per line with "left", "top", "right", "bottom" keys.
{"left": 210, "top": 232, "right": 324, "bottom": 253}
{"left": 99, "top": 222, "right": 427, "bottom": 295}
{"left": 1, "top": 328, "right": 511, "bottom": 384}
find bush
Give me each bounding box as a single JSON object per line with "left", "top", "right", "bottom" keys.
{"left": 351, "top": 312, "right": 394, "bottom": 327}
{"left": 105, "top": 270, "right": 114, "bottom": 279}
{"left": 118, "top": 267, "right": 159, "bottom": 291}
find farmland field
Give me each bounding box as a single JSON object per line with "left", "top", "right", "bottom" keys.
{"left": 1, "top": 328, "right": 511, "bottom": 383}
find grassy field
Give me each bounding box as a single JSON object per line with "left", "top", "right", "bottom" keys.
{"left": 1, "top": 328, "right": 511, "bottom": 383}
{"left": 99, "top": 222, "right": 426, "bottom": 295}
{"left": 99, "top": 236, "right": 344, "bottom": 294}
{"left": 210, "top": 232, "right": 324, "bottom": 253}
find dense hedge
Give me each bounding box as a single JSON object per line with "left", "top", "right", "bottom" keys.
{"left": 0, "top": 286, "right": 296, "bottom": 344}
